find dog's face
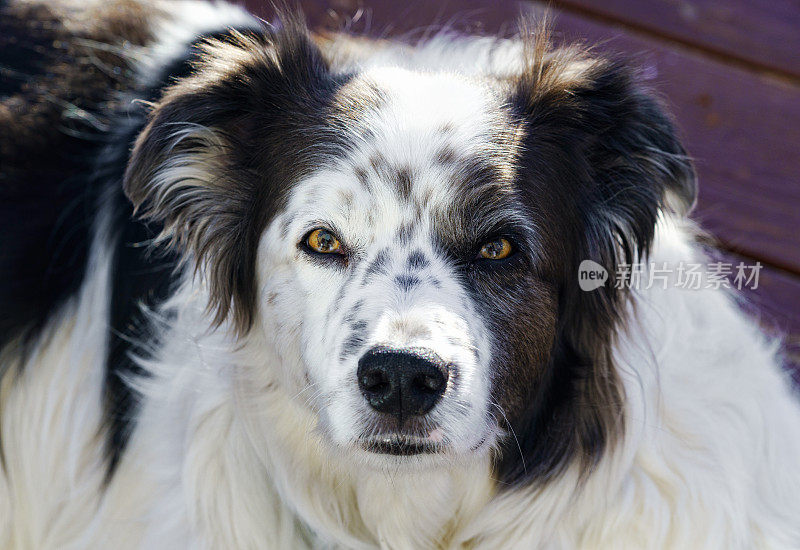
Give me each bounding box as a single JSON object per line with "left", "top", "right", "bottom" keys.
{"left": 256, "top": 68, "right": 554, "bottom": 463}
{"left": 124, "top": 21, "right": 695, "bottom": 483}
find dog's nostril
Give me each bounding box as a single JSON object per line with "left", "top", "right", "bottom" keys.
{"left": 357, "top": 346, "right": 449, "bottom": 420}
{"left": 415, "top": 372, "right": 445, "bottom": 393}
{"left": 360, "top": 370, "right": 387, "bottom": 392}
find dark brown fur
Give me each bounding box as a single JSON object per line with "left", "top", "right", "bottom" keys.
{"left": 490, "top": 27, "right": 696, "bottom": 484}
{"left": 0, "top": 0, "right": 157, "bottom": 349}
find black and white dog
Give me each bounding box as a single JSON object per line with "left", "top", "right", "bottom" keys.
{"left": 1, "top": 1, "right": 799, "bottom": 547}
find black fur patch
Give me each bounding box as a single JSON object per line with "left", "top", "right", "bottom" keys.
{"left": 395, "top": 167, "right": 413, "bottom": 200}
{"left": 0, "top": 2, "right": 142, "bottom": 354}
{"left": 103, "top": 28, "right": 262, "bottom": 474}
{"left": 486, "top": 32, "right": 696, "bottom": 487}
{"left": 434, "top": 146, "right": 458, "bottom": 166}
{"left": 394, "top": 274, "right": 421, "bottom": 292}
{"left": 406, "top": 250, "right": 429, "bottom": 270}
{"left": 362, "top": 248, "right": 390, "bottom": 284}
{"left": 340, "top": 331, "right": 367, "bottom": 361}
{"left": 396, "top": 222, "right": 415, "bottom": 245}
{"left": 343, "top": 299, "right": 365, "bottom": 324}
{"left": 354, "top": 166, "right": 370, "bottom": 190}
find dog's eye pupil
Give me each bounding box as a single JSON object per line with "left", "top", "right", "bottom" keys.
{"left": 317, "top": 233, "right": 335, "bottom": 251}
{"left": 479, "top": 238, "right": 512, "bottom": 260}
{"left": 307, "top": 228, "right": 341, "bottom": 254}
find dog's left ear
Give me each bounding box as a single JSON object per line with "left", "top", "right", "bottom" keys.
{"left": 496, "top": 36, "right": 697, "bottom": 484}
{"left": 123, "top": 16, "right": 337, "bottom": 334}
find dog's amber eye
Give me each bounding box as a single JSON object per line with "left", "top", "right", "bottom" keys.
{"left": 479, "top": 238, "right": 512, "bottom": 260}
{"left": 306, "top": 228, "right": 341, "bottom": 254}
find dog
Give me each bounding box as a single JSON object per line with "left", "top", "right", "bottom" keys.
{"left": 1, "top": 0, "right": 799, "bottom": 547}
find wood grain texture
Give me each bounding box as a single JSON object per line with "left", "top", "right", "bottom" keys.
{"left": 552, "top": 0, "right": 800, "bottom": 80}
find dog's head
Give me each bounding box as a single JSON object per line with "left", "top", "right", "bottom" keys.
{"left": 124, "top": 17, "right": 695, "bottom": 485}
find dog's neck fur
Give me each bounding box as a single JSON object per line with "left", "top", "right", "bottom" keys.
{"left": 89, "top": 218, "right": 800, "bottom": 549}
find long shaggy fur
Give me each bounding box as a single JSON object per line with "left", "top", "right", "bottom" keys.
{"left": 1, "top": 1, "right": 799, "bottom": 548}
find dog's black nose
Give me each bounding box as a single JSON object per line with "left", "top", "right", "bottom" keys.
{"left": 357, "top": 347, "right": 449, "bottom": 420}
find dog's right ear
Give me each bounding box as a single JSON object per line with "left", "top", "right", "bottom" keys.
{"left": 123, "top": 15, "right": 337, "bottom": 334}
{"left": 494, "top": 25, "right": 696, "bottom": 486}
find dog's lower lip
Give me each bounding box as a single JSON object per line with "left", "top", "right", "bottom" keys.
{"left": 362, "top": 436, "right": 440, "bottom": 456}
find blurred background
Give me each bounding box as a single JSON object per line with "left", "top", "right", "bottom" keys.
{"left": 245, "top": 0, "right": 800, "bottom": 374}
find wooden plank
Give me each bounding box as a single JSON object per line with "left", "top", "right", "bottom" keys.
{"left": 551, "top": 0, "right": 800, "bottom": 80}
{"left": 246, "top": 0, "right": 528, "bottom": 37}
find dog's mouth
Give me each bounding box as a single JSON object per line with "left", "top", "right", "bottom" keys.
{"left": 361, "top": 435, "right": 442, "bottom": 456}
